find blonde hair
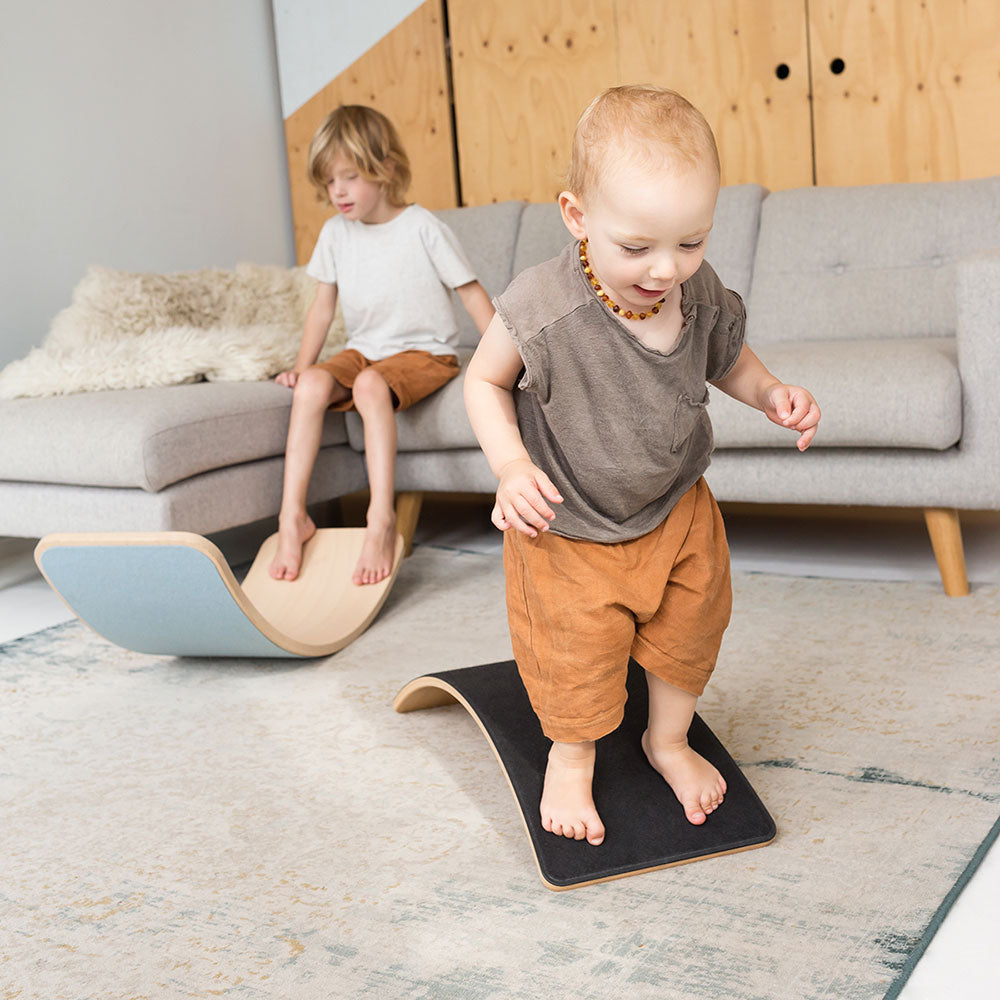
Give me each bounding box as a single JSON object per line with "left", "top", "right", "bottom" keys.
{"left": 566, "top": 85, "right": 720, "bottom": 201}
{"left": 307, "top": 105, "right": 412, "bottom": 206}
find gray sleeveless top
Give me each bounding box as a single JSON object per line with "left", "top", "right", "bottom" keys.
{"left": 493, "top": 241, "right": 745, "bottom": 542}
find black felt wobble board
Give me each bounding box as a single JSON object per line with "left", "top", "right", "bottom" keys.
{"left": 393, "top": 658, "right": 776, "bottom": 890}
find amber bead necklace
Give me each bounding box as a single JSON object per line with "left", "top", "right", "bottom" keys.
{"left": 578, "top": 240, "right": 666, "bottom": 320}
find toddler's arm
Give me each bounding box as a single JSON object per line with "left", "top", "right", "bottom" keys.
{"left": 275, "top": 281, "right": 338, "bottom": 387}
{"left": 710, "top": 344, "right": 821, "bottom": 451}
{"left": 455, "top": 280, "right": 495, "bottom": 336}
{"left": 464, "top": 314, "right": 562, "bottom": 536}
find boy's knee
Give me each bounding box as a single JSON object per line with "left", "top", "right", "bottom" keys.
{"left": 351, "top": 367, "right": 391, "bottom": 408}
{"left": 294, "top": 367, "right": 336, "bottom": 407}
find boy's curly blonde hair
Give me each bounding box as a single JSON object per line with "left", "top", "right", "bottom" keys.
{"left": 566, "top": 85, "right": 720, "bottom": 201}
{"left": 308, "top": 105, "right": 412, "bottom": 206}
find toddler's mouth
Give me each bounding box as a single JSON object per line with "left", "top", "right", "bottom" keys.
{"left": 337, "top": 202, "right": 355, "bottom": 214}
{"left": 633, "top": 285, "right": 667, "bottom": 299}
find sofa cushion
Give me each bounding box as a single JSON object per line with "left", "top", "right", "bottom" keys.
{"left": 436, "top": 201, "right": 526, "bottom": 348}
{"left": 748, "top": 175, "right": 1000, "bottom": 343}
{"left": 0, "top": 381, "right": 348, "bottom": 492}
{"left": 710, "top": 337, "right": 961, "bottom": 449}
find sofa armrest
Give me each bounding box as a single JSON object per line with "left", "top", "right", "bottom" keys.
{"left": 956, "top": 251, "right": 1000, "bottom": 482}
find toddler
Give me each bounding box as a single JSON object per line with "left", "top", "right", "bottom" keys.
{"left": 464, "top": 86, "right": 820, "bottom": 845}
{"left": 271, "top": 105, "right": 494, "bottom": 585}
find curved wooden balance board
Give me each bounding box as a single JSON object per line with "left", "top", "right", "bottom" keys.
{"left": 395, "top": 659, "right": 776, "bottom": 890}
{"left": 34, "top": 528, "right": 404, "bottom": 658}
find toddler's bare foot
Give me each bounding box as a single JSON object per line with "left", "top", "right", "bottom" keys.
{"left": 540, "top": 741, "right": 605, "bottom": 846}
{"left": 269, "top": 513, "right": 316, "bottom": 581}
{"left": 352, "top": 514, "right": 398, "bottom": 586}
{"left": 641, "top": 730, "right": 726, "bottom": 825}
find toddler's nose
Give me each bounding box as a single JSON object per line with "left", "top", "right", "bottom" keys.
{"left": 648, "top": 254, "right": 677, "bottom": 283}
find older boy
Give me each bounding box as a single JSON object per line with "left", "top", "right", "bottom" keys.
{"left": 464, "top": 86, "right": 820, "bottom": 846}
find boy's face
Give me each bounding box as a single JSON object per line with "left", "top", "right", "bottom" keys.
{"left": 325, "top": 152, "right": 392, "bottom": 224}
{"left": 560, "top": 157, "right": 719, "bottom": 318}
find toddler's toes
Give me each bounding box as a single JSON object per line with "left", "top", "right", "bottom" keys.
{"left": 681, "top": 795, "right": 708, "bottom": 825}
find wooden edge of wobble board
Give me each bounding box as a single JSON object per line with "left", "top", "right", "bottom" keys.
{"left": 34, "top": 528, "right": 404, "bottom": 658}
{"left": 394, "top": 660, "right": 777, "bottom": 891}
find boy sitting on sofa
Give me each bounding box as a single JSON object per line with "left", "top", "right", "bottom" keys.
{"left": 271, "top": 105, "right": 493, "bottom": 585}
{"left": 464, "top": 85, "right": 821, "bottom": 846}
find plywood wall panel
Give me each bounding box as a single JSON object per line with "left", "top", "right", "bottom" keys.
{"left": 617, "top": 0, "right": 814, "bottom": 190}
{"left": 449, "top": 0, "right": 618, "bottom": 205}
{"left": 810, "top": 0, "right": 1000, "bottom": 186}
{"left": 283, "top": 0, "right": 456, "bottom": 264}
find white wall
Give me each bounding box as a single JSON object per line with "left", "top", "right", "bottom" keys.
{"left": 272, "top": 0, "right": 422, "bottom": 117}
{"left": 0, "top": 0, "right": 295, "bottom": 368}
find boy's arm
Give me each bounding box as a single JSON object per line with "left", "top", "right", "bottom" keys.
{"left": 455, "top": 279, "right": 495, "bottom": 336}
{"left": 275, "top": 282, "right": 338, "bottom": 388}
{"left": 710, "top": 344, "right": 821, "bottom": 451}
{"left": 464, "top": 313, "right": 562, "bottom": 535}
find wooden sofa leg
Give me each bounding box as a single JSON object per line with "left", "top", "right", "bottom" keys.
{"left": 923, "top": 508, "right": 970, "bottom": 597}
{"left": 395, "top": 491, "right": 423, "bottom": 557}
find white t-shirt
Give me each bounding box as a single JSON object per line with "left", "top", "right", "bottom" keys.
{"left": 306, "top": 204, "right": 477, "bottom": 360}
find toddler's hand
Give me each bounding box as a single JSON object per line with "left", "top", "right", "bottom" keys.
{"left": 494, "top": 459, "right": 563, "bottom": 537}
{"left": 763, "top": 383, "right": 821, "bottom": 451}
{"left": 275, "top": 370, "right": 298, "bottom": 388}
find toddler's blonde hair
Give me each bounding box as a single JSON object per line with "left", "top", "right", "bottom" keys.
{"left": 566, "top": 85, "right": 720, "bottom": 201}
{"left": 308, "top": 105, "right": 411, "bottom": 206}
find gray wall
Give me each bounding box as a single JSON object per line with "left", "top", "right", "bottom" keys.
{"left": 0, "top": 0, "right": 295, "bottom": 368}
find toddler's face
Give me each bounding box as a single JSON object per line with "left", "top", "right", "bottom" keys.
{"left": 562, "top": 158, "right": 718, "bottom": 318}
{"left": 325, "top": 152, "right": 391, "bottom": 224}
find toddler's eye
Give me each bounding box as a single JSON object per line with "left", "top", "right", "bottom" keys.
{"left": 620, "top": 245, "right": 647, "bottom": 256}
{"left": 681, "top": 241, "right": 705, "bottom": 251}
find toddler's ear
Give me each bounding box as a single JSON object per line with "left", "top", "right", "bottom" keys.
{"left": 558, "top": 191, "right": 587, "bottom": 240}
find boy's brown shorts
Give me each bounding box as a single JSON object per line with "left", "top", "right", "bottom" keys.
{"left": 503, "top": 477, "right": 732, "bottom": 743}
{"left": 310, "top": 348, "right": 459, "bottom": 412}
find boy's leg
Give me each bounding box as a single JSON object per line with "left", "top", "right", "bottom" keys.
{"left": 350, "top": 367, "right": 399, "bottom": 586}
{"left": 347, "top": 351, "right": 460, "bottom": 585}
{"left": 270, "top": 368, "right": 351, "bottom": 580}
{"left": 642, "top": 673, "right": 726, "bottom": 825}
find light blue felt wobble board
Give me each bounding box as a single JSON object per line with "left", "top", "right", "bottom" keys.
{"left": 34, "top": 530, "right": 403, "bottom": 658}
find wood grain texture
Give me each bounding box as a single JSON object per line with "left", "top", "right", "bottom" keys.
{"left": 449, "top": 0, "right": 618, "bottom": 204}
{"left": 809, "top": 0, "right": 1000, "bottom": 185}
{"left": 617, "top": 0, "right": 814, "bottom": 190}
{"left": 283, "top": 0, "right": 456, "bottom": 264}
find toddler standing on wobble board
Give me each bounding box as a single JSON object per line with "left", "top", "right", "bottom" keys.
{"left": 464, "top": 86, "right": 821, "bottom": 846}
{"left": 270, "top": 105, "right": 494, "bottom": 586}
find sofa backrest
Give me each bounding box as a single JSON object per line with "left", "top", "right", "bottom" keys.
{"left": 436, "top": 201, "right": 525, "bottom": 348}
{"left": 441, "top": 184, "right": 766, "bottom": 348}
{"left": 747, "top": 174, "right": 1000, "bottom": 344}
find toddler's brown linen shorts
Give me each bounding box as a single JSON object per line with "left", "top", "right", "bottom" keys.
{"left": 311, "top": 348, "right": 459, "bottom": 412}
{"left": 503, "top": 477, "right": 732, "bottom": 743}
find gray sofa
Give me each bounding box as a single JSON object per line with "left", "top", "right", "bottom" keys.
{"left": 2, "top": 177, "right": 998, "bottom": 595}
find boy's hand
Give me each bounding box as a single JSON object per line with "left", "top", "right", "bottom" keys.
{"left": 761, "top": 383, "right": 821, "bottom": 451}
{"left": 275, "top": 370, "right": 299, "bottom": 388}
{"left": 494, "top": 459, "right": 563, "bottom": 536}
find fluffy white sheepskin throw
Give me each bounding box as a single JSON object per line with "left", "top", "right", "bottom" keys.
{"left": 0, "top": 263, "right": 347, "bottom": 399}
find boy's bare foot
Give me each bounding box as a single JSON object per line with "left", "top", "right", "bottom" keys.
{"left": 352, "top": 514, "right": 398, "bottom": 586}
{"left": 269, "top": 513, "right": 316, "bottom": 581}
{"left": 540, "top": 741, "right": 605, "bottom": 845}
{"left": 641, "top": 730, "right": 726, "bottom": 825}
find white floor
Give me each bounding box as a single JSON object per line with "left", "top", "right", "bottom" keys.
{"left": 3, "top": 506, "right": 998, "bottom": 998}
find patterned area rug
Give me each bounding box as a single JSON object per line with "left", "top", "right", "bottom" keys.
{"left": 2, "top": 546, "right": 998, "bottom": 999}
